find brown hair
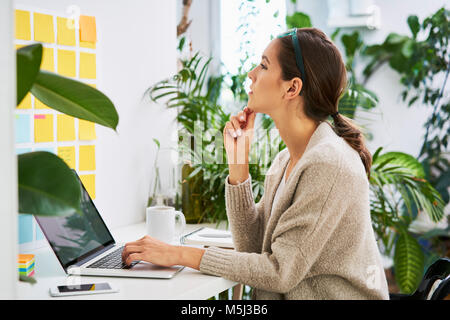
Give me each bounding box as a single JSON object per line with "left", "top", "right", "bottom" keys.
{"left": 277, "top": 27, "right": 372, "bottom": 180}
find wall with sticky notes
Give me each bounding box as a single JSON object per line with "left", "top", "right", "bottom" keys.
{"left": 14, "top": 5, "right": 98, "bottom": 250}
{"left": 15, "top": 0, "right": 178, "bottom": 242}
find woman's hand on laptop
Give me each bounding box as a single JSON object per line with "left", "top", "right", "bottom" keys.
{"left": 122, "top": 235, "right": 205, "bottom": 270}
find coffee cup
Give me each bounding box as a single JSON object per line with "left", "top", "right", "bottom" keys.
{"left": 146, "top": 206, "right": 186, "bottom": 243}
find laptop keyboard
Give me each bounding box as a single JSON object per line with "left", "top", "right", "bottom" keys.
{"left": 86, "top": 246, "right": 139, "bottom": 269}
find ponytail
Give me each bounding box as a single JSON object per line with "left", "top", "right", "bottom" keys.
{"left": 332, "top": 113, "right": 372, "bottom": 180}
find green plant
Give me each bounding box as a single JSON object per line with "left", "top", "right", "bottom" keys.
{"left": 362, "top": 8, "right": 450, "bottom": 206}
{"left": 16, "top": 43, "right": 119, "bottom": 282}
{"left": 369, "top": 147, "right": 445, "bottom": 293}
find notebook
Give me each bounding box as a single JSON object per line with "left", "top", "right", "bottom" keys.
{"left": 181, "top": 227, "right": 234, "bottom": 249}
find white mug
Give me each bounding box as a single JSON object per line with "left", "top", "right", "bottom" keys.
{"left": 146, "top": 206, "right": 186, "bottom": 243}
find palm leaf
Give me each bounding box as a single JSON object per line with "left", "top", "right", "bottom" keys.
{"left": 394, "top": 232, "right": 424, "bottom": 294}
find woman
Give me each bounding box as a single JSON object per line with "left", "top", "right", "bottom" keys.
{"left": 122, "top": 28, "right": 389, "bottom": 300}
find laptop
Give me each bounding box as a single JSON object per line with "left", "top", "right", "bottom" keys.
{"left": 35, "top": 170, "right": 184, "bottom": 279}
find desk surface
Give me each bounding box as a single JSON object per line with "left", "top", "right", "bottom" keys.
{"left": 17, "top": 222, "right": 237, "bottom": 300}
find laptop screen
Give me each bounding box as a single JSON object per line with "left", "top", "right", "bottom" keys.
{"left": 35, "top": 171, "right": 115, "bottom": 270}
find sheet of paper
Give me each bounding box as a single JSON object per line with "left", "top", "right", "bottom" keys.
{"left": 79, "top": 15, "right": 97, "bottom": 42}
{"left": 79, "top": 145, "right": 96, "bottom": 171}
{"left": 34, "top": 96, "right": 51, "bottom": 109}
{"left": 57, "top": 16, "right": 76, "bottom": 46}
{"left": 80, "top": 174, "right": 96, "bottom": 199}
{"left": 17, "top": 92, "right": 32, "bottom": 109}
{"left": 15, "top": 10, "right": 31, "bottom": 40}
{"left": 34, "top": 114, "right": 54, "bottom": 143}
{"left": 41, "top": 47, "right": 55, "bottom": 72}
{"left": 79, "top": 52, "right": 96, "bottom": 79}
{"left": 15, "top": 114, "right": 31, "bottom": 143}
{"left": 57, "top": 114, "right": 75, "bottom": 141}
{"left": 34, "top": 12, "right": 54, "bottom": 43}
{"left": 79, "top": 119, "right": 96, "bottom": 140}
{"left": 57, "top": 49, "right": 76, "bottom": 77}
{"left": 57, "top": 146, "right": 76, "bottom": 169}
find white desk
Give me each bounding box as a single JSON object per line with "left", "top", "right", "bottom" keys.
{"left": 17, "top": 222, "right": 238, "bottom": 300}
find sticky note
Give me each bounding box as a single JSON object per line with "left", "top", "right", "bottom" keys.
{"left": 34, "top": 13, "right": 54, "bottom": 43}
{"left": 80, "top": 174, "right": 96, "bottom": 199}
{"left": 79, "top": 119, "right": 96, "bottom": 140}
{"left": 79, "top": 52, "right": 96, "bottom": 79}
{"left": 17, "top": 92, "right": 32, "bottom": 109}
{"left": 35, "top": 96, "right": 51, "bottom": 109}
{"left": 79, "top": 145, "right": 96, "bottom": 171}
{"left": 16, "top": 148, "right": 32, "bottom": 155}
{"left": 34, "top": 147, "right": 55, "bottom": 153}
{"left": 15, "top": 114, "right": 31, "bottom": 143}
{"left": 57, "top": 17, "right": 76, "bottom": 46}
{"left": 18, "top": 215, "right": 33, "bottom": 243}
{"left": 79, "top": 15, "right": 97, "bottom": 42}
{"left": 41, "top": 47, "right": 54, "bottom": 72}
{"left": 57, "top": 49, "right": 76, "bottom": 77}
{"left": 57, "top": 114, "right": 75, "bottom": 141}
{"left": 58, "top": 146, "right": 76, "bottom": 169}
{"left": 15, "top": 10, "right": 31, "bottom": 40}
{"left": 34, "top": 114, "right": 54, "bottom": 142}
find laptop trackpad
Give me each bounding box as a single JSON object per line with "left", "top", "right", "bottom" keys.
{"left": 130, "top": 261, "right": 183, "bottom": 275}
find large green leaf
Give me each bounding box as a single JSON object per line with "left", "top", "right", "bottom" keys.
{"left": 376, "top": 151, "right": 425, "bottom": 178}
{"left": 18, "top": 151, "right": 82, "bottom": 216}
{"left": 16, "top": 43, "right": 42, "bottom": 105}
{"left": 31, "top": 71, "right": 119, "bottom": 130}
{"left": 394, "top": 232, "right": 424, "bottom": 294}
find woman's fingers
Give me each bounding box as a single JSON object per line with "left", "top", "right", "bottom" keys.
{"left": 224, "top": 121, "right": 237, "bottom": 138}
{"left": 125, "top": 253, "right": 142, "bottom": 266}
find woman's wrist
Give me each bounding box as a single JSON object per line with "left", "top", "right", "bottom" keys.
{"left": 174, "top": 245, "right": 205, "bottom": 270}
{"left": 228, "top": 164, "right": 249, "bottom": 185}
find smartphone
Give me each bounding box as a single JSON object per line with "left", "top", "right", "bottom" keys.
{"left": 49, "top": 282, "right": 119, "bottom": 297}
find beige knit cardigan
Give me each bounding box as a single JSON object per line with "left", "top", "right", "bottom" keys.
{"left": 199, "top": 121, "right": 390, "bottom": 300}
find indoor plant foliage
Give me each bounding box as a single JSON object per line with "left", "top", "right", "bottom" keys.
{"left": 148, "top": 7, "right": 447, "bottom": 296}
{"left": 16, "top": 43, "right": 119, "bottom": 283}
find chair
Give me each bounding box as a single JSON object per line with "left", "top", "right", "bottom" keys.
{"left": 389, "top": 257, "right": 450, "bottom": 300}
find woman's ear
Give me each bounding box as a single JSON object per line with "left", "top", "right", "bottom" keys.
{"left": 285, "top": 77, "right": 303, "bottom": 99}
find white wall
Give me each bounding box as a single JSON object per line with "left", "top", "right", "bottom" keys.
{"left": 292, "top": 0, "right": 448, "bottom": 158}
{"left": 15, "top": 0, "right": 178, "bottom": 228}
{"left": 0, "top": 0, "right": 18, "bottom": 299}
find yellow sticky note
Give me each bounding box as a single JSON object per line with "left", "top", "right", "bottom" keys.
{"left": 79, "top": 145, "right": 96, "bottom": 171}
{"left": 34, "top": 13, "right": 54, "bottom": 43}
{"left": 41, "top": 47, "right": 54, "bottom": 71}
{"left": 15, "top": 10, "right": 31, "bottom": 40}
{"left": 17, "top": 92, "right": 32, "bottom": 109}
{"left": 57, "top": 146, "right": 76, "bottom": 169}
{"left": 57, "top": 17, "right": 76, "bottom": 46}
{"left": 57, "top": 114, "right": 76, "bottom": 141}
{"left": 79, "top": 15, "right": 97, "bottom": 42}
{"left": 57, "top": 49, "right": 76, "bottom": 77}
{"left": 34, "top": 114, "right": 54, "bottom": 142}
{"left": 34, "top": 96, "right": 51, "bottom": 109}
{"left": 79, "top": 52, "right": 96, "bottom": 79}
{"left": 79, "top": 119, "right": 96, "bottom": 140}
{"left": 80, "top": 174, "right": 96, "bottom": 199}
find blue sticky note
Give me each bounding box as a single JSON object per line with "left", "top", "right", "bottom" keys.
{"left": 16, "top": 148, "right": 32, "bottom": 155}
{"left": 15, "top": 114, "right": 31, "bottom": 143}
{"left": 34, "top": 147, "right": 55, "bottom": 154}
{"left": 18, "top": 214, "right": 33, "bottom": 244}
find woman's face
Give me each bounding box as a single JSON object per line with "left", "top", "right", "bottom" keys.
{"left": 247, "top": 39, "right": 285, "bottom": 115}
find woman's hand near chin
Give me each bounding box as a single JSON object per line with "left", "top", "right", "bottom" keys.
{"left": 223, "top": 106, "right": 256, "bottom": 185}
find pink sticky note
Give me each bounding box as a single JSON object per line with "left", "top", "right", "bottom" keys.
{"left": 34, "top": 115, "right": 46, "bottom": 119}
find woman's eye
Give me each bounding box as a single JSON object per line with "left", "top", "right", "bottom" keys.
{"left": 260, "top": 63, "right": 267, "bottom": 70}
